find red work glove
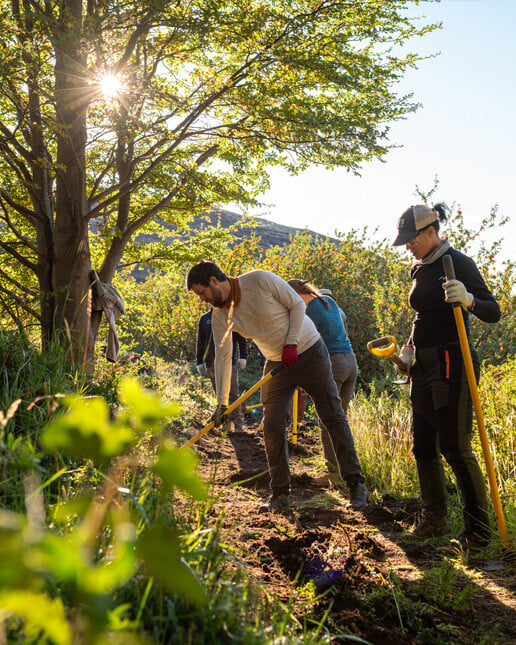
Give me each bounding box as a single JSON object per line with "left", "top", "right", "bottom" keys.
{"left": 282, "top": 344, "right": 298, "bottom": 368}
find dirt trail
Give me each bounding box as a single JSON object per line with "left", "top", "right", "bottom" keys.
{"left": 187, "top": 421, "right": 516, "bottom": 645}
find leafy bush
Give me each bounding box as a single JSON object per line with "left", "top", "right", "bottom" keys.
{"left": 117, "top": 203, "right": 515, "bottom": 386}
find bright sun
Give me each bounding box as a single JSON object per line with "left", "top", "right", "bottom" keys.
{"left": 100, "top": 74, "right": 121, "bottom": 98}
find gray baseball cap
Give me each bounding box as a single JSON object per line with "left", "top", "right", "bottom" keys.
{"left": 393, "top": 204, "right": 438, "bottom": 246}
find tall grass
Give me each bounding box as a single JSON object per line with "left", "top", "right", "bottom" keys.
{"left": 349, "top": 384, "right": 418, "bottom": 498}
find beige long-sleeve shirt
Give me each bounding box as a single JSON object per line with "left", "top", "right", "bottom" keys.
{"left": 211, "top": 270, "right": 320, "bottom": 405}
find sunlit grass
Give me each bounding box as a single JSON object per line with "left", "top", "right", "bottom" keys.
{"left": 349, "top": 386, "right": 418, "bottom": 498}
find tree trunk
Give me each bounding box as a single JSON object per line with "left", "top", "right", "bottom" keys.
{"left": 53, "top": 0, "right": 92, "bottom": 365}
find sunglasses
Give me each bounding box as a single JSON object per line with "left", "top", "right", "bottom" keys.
{"left": 406, "top": 225, "right": 431, "bottom": 247}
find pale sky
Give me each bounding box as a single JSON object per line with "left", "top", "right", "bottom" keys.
{"left": 247, "top": 0, "right": 515, "bottom": 262}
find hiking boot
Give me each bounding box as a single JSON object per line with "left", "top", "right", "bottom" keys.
{"left": 346, "top": 482, "right": 369, "bottom": 510}
{"left": 409, "top": 514, "right": 447, "bottom": 540}
{"left": 259, "top": 494, "right": 292, "bottom": 513}
{"left": 437, "top": 532, "right": 489, "bottom": 556}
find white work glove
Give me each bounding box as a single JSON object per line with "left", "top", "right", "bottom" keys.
{"left": 238, "top": 358, "right": 247, "bottom": 370}
{"left": 196, "top": 364, "right": 206, "bottom": 376}
{"left": 443, "top": 279, "right": 474, "bottom": 310}
{"left": 396, "top": 345, "right": 415, "bottom": 376}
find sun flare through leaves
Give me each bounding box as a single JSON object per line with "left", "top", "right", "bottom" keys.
{"left": 99, "top": 73, "right": 121, "bottom": 98}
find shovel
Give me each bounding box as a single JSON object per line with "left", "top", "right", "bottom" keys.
{"left": 182, "top": 364, "right": 282, "bottom": 449}
{"left": 367, "top": 336, "right": 409, "bottom": 384}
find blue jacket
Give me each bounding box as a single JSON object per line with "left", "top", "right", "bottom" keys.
{"left": 305, "top": 296, "right": 353, "bottom": 354}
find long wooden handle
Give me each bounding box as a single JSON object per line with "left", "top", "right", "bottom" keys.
{"left": 442, "top": 255, "right": 508, "bottom": 545}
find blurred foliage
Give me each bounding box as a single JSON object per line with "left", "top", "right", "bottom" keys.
{"left": 0, "top": 377, "right": 210, "bottom": 643}
{"left": 0, "top": 336, "right": 337, "bottom": 644}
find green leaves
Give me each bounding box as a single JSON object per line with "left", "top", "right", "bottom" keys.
{"left": 119, "top": 378, "right": 181, "bottom": 433}
{"left": 152, "top": 438, "right": 207, "bottom": 500}
{"left": 138, "top": 526, "right": 206, "bottom": 605}
{"left": 0, "top": 375, "right": 209, "bottom": 641}
{"left": 41, "top": 395, "right": 128, "bottom": 465}
{"left": 37, "top": 531, "right": 137, "bottom": 596}
{"left": 41, "top": 378, "right": 179, "bottom": 465}
{"left": 0, "top": 590, "right": 72, "bottom": 645}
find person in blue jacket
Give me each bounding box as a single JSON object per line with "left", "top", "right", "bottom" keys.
{"left": 288, "top": 279, "right": 358, "bottom": 486}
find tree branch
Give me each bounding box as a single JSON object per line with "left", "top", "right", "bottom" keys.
{"left": 0, "top": 266, "right": 38, "bottom": 298}
{"left": 123, "top": 143, "right": 219, "bottom": 240}
{"left": 0, "top": 190, "right": 43, "bottom": 224}
{"left": 0, "top": 239, "right": 38, "bottom": 272}
{"left": 0, "top": 283, "right": 41, "bottom": 322}
{"left": 0, "top": 198, "right": 39, "bottom": 254}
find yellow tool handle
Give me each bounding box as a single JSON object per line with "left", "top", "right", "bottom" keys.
{"left": 367, "top": 335, "right": 396, "bottom": 358}
{"left": 367, "top": 336, "right": 405, "bottom": 370}
{"left": 245, "top": 403, "right": 263, "bottom": 411}
{"left": 443, "top": 255, "right": 508, "bottom": 545}
{"left": 292, "top": 387, "right": 298, "bottom": 445}
{"left": 182, "top": 364, "right": 281, "bottom": 449}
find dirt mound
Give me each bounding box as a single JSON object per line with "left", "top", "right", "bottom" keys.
{"left": 186, "top": 422, "right": 516, "bottom": 644}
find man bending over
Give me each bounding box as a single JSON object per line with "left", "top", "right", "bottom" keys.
{"left": 187, "top": 260, "right": 368, "bottom": 513}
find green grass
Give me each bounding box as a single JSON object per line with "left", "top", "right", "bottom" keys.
{"left": 1, "top": 333, "right": 515, "bottom": 644}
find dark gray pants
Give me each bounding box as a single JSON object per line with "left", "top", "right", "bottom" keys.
{"left": 261, "top": 340, "right": 363, "bottom": 495}
{"left": 410, "top": 342, "right": 489, "bottom": 539}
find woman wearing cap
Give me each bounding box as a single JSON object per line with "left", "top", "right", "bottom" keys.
{"left": 393, "top": 203, "right": 500, "bottom": 551}
{"left": 287, "top": 279, "right": 358, "bottom": 487}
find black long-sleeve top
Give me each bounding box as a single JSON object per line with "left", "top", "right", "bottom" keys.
{"left": 196, "top": 309, "right": 248, "bottom": 367}
{"left": 408, "top": 246, "right": 500, "bottom": 349}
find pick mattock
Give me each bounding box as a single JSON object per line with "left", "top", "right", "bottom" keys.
{"left": 182, "top": 365, "right": 282, "bottom": 449}
{"left": 443, "top": 254, "right": 508, "bottom": 546}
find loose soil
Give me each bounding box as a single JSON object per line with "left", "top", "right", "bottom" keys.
{"left": 182, "top": 419, "right": 516, "bottom": 645}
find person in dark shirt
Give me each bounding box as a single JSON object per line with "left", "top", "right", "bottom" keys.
{"left": 393, "top": 202, "right": 500, "bottom": 552}
{"left": 196, "top": 308, "right": 248, "bottom": 431}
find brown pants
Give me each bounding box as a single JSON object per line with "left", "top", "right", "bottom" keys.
{"left": 261, "top": 340, "right": 363, "bottom": 495}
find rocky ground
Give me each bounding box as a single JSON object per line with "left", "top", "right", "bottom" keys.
{"left": 182, "top": 419, "right": 516, "bottom": 645}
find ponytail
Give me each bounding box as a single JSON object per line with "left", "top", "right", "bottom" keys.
{"left": 287, "top": 279, "right": 330, "bottom": 309}
{"left": 433, "top": 202, "right": 450, "bottom": 224}
{"left": 430, "top": 202, "right": 450, "bottom": 234}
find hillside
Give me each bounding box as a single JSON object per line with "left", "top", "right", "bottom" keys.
{"left": 127, "top": 210, "right": 338, "bottom": 280}
{"left": 142, "top": 209, "right": 338, "bottom": 251}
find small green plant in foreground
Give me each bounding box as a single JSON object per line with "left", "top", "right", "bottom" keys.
{"left": 0, "top": 378, "right": 206, "bottom": 644}
{"left": 0, "top": 369, "right": 336, "bottom": 645}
